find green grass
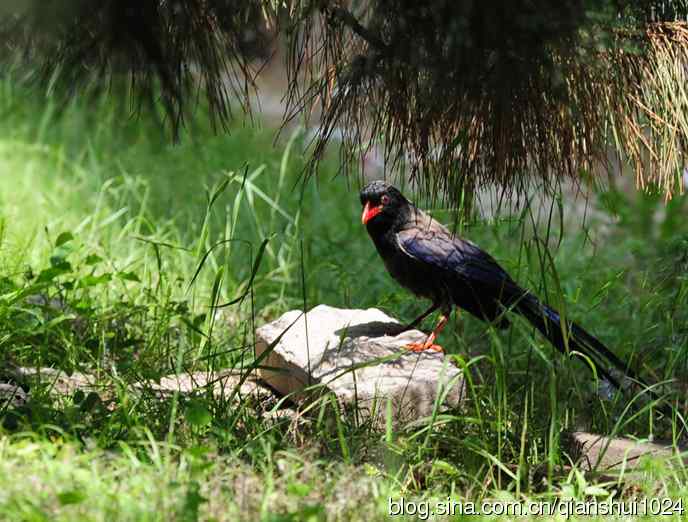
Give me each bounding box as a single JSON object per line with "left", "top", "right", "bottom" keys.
{"left": 1, "top": 75, "right": 688, "bottom": 521}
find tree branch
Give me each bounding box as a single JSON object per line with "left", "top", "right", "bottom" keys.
{"left": 325, "top": 6, "right": 389, "bottom": 53}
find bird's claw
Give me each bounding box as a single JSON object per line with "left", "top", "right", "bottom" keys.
{"left": 405, "top": 342, "right": 444, "bottom": 353}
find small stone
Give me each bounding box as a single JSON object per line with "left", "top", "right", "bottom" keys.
{"left": 0, "top": 383, "right": 28, "bottom": 407}
{"left": 255, "top": 304, "right": 465, "bottom": 426}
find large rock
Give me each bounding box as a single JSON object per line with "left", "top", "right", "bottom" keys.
{"left": 255, "top": 305, "right": 465, "bottom": 426}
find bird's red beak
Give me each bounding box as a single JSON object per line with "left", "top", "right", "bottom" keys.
{"left": 361, "top": 202, "right": 383, "bottom": 225}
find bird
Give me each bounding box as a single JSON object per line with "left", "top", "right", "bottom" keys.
{"left": 359, "top": 180, "right": 644, "bottom": 393}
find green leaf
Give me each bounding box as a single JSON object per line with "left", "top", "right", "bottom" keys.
{"left": 186, "top": 445, "right": 212, "bottom": 459}
{"left": 187, "top": 238, "right": 234, "bottom": 292}
{"left": 84, "top": 254, "right": 103, "bottom": 265}
{"left": 431, "top": 459, "right": 460, "bottom": 476}
{"left": 49, "top": 256, "right": 71, "bottom": 269}
{"left": 286, "top": 482, "right": 312, "bottom": 497}
{"left": 57, "top": 490, "right": 86, "bottom": 505}
{"left": 55, "top": 232, "right": 74, "bottom": 247}
{"left": 185, "top": 401, "right": 212, "bottom": 428}
{"left": 182, "top": 480, "right": 207, "bottom": 522}
{"left": 207, "top": 175, "right": 231, "bottom": 209}
{"left": 298, "top": 504, "right": 325, "bottom": 522}
{"left": 215, "top": 236, "right": 270, "bottom": 308}
{"left": 117, "top": 271, "right": 141, "bottom": 282}
{"left": 78, "top": 273, "right": 112, "bottom": 288}
{"left": 36, "top": 265, "right": 71, "bottom": 283}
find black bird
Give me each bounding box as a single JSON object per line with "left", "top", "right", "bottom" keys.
{"left": 360, "top": 180, "right": 640, "bottom": 391}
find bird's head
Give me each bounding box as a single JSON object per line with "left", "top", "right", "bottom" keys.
{"left": 359, "top": 181, "right": 410, "bottom": 230}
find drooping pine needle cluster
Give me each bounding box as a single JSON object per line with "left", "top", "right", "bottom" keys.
{"left": 1, "top": 1, "right": 687, "bottom": 200}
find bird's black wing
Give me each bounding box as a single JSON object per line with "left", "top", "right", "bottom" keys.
{"left": 395, "top": 224, "right": 514, "bottom": 290}
{"left": 395, "top": 222, "right": 526, "bottom": 325}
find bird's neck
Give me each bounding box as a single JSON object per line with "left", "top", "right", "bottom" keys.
{"left": 366, "top": 205, "right": 415, "bottom": 248}
{"left": 368, "top": 226, "right": 396, "bottom": 254}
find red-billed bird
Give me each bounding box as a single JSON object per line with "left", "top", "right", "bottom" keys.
{"left": 360, "top": 181, "right": 636, "bottom": 391}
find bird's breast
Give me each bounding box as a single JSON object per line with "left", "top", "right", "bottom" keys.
{"left": 372, "top": 233, "right": 445, "bottom": 302}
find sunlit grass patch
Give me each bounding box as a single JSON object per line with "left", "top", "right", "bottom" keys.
{"left": 0, "top": 73, "right": 687, "bottom": 520}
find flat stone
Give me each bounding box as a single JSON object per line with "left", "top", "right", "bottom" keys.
{"left": 140, "top": 370, "right": 276, "bottom": 402}
{"left": 16, "top": 367, "right": 99, "bottom": 396}
{"left": 14, "top": 367, "right": 281, "bottom": 409}
{"left": 255, "top": 304, "right": 465, "bottom": 426}
{"left": 567, "top": 431, "right": 685, "bottom": 472}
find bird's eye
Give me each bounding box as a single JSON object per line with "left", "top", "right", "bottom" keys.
{"left": 381, "top": 195, "right": 390, "bottom": 205}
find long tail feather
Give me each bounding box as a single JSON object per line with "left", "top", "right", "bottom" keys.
{"left": 515, "top": 294, "right": 645, "bottom": 394}
{"left": 516, "top": 293, "right": 674, "bottom": 417}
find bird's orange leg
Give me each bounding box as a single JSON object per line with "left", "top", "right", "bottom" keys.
{"left": 402, "top": 303, "right": 439, "bottom": 332}
{"left": 406, "top": 313, "right": 449, "bottom": 353}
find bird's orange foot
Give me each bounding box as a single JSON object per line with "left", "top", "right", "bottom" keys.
{"left": 405, "top": 341, "right": 444, "bottom": 353}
